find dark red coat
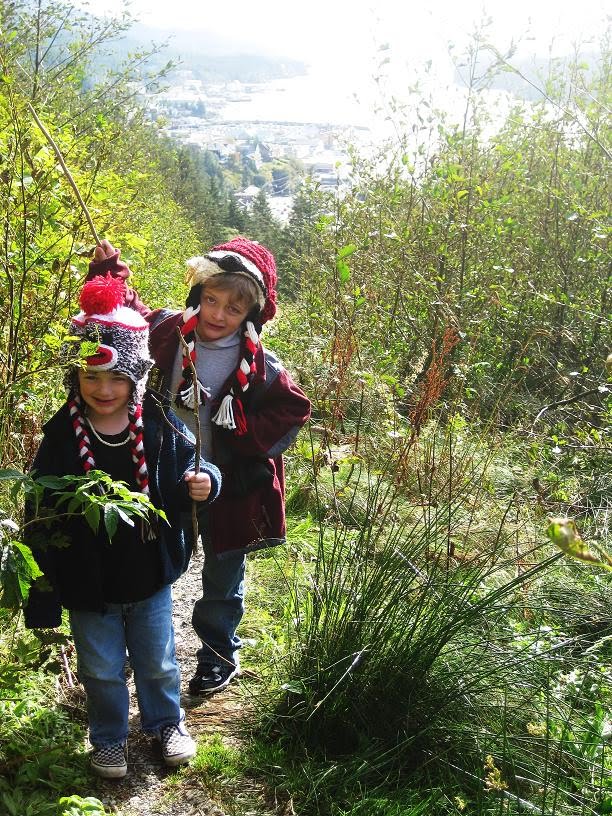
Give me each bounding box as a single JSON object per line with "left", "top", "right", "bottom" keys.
{"left": 146, "top": 309, "right": 311, "bottom": 557}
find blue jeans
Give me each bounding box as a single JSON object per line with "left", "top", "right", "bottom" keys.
{"left": 69, "top": 585, "right": 182, "bottom": 748}
{"left": 191, "top": 522, "right": 245, "bottom": 668}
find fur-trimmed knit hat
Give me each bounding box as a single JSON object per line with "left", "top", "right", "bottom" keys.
{"left": 66, "top": 274, "right": 153, "bottom": 494}
{"left": 176, "top": 237, "right": 278, "bottom": 436}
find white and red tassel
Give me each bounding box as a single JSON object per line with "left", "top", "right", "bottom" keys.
{"left": 178, "top": 380, "right": 211, "bottom": 410}
{"left": 212, "top": 393, "right": 236, "bottom": 430}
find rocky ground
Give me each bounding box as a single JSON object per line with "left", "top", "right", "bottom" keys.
{"left": 60, "top": 547, "right": 260, "bottom": 816}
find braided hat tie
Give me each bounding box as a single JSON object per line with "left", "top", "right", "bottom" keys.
{"left": 175, "top": 238, "right": 277, "bottom": 435}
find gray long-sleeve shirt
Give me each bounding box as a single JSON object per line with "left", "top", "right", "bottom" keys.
{"left": 169, "top": 329, "right": 241, "bottom": 460}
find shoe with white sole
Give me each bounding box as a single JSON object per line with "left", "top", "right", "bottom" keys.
{"left": 90, "top": 742, "right": 127, "bottom": 778}
{"left": 157, "top": 722, "right": 196, "bottom": 767}
{"left": 188, "top": 662, "right": 239, "bottom": 695}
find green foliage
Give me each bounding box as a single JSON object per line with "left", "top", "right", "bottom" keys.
{"left": 0, "top": 534, "right": 43, "bottom": 609}
{"left": 57, "top": 795, "right": 109, "bottom": 816}
{"left": 0, "top": 662, "right": 90, "bottom": 815}
{"left": 244, "top": 428, "right": 611, "bottom": 814}
{"left": 189, "top": 733, "right": 240, "bottom": 781}
{"left": 261, "top": 48, "right": 611, "bottom": 814}
{"left": 248, "top": 188, "right": 284, "bottom": 253}
{"left": 26, "top": 469, "right": 167, "bottom": 538}
{"left": 0, "top": 467, "right": 166, "bottom": 611}
{"left": 0, "top": 0, "right": 244, "bottom": 469}
{"left": 333, "top": 797, "right": 439, "bottom": 816}
{"left": 547, "top": 516, "right": 612, "bottom": 570}
{"left": 282, "top": 39, "right": 610, "bottom": 433}
{"left": 161, "top": 141, "right": 229, "bottom": 247}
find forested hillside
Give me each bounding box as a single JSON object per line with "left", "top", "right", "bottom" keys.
{"left": 0, "top": 1, "right": 610, "bottom": 815}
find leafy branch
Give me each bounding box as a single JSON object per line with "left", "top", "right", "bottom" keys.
{"left": 28, "top": 469, "right": 167, "bottom": 538}
{"left": 0, "top": 468, "right": 167, "bottom": 609}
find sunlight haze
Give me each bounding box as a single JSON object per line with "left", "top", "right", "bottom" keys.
{"left": 94, "top": 0, "right": 608, "bottom": 63}
{"left": 82, "top": 0, "right": 610, "bottom": 135}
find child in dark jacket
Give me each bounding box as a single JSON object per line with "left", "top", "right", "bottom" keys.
{"left": 24, "top": 275, "right": 221, "bottom": 779}
{"left": 88, "top": 238, "right": 311, "bottom": 696}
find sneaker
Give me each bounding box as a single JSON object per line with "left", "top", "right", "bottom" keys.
{"left": 90, "top": 742, "right": 127, "bottom": 779}
{"left": 157, "top": 722, "right": 196, "bottom": 767}
{"left": 188, "top": 662, "right": 239, "bottom": 696}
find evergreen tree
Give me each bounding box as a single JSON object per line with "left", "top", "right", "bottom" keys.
{"left": 279, "top": 181, "right": 328, "bottom": 298}
{"left": 164, "top": 144, "right": 232, "bottom": 246}
{"left": 226, "top": 196, "right": 248, "bottom": 233}
{"left": 246, "top": 188, "right": 283, "bottom": 256}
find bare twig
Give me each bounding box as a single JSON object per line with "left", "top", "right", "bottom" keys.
{"left": 533, "top": 387, "right": 604, "bottom": 426}
{"left": 150, "top": 393, "right": 197, "bottom": 447}
{"left": 26, "top": 101, "right": 101, "bottom": 244}
{"left": 176, "top": 329, "right": 202, "bottom": 553}
{"left": 60, "top": 645, "right": 75, "bottom": 688}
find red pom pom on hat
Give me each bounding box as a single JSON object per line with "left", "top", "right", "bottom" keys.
{"left": 79, "top": 273, "right": 126, "bottom": 316}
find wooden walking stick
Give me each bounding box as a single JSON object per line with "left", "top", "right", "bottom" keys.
{"left": 28, "top": 104, "right": 207, "bottom": 551}
{"left": 26, "top": 103, "right": 102, "bottom": 687}
{"left": 26, "top": 101, "right": 101, "bottom": 245}
{"left": 176, "top": 329, "right": 203, "bottom": 554}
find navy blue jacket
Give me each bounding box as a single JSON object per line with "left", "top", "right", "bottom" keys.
{"left": 23, "top": 394, "right": 221, "bottom": 628}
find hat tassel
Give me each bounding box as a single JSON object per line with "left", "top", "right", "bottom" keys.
{"left": 212, "top": 393, "right": 236, "bottom": 430}
{"left": 212, "top": 392, "right": 248, "bottom": 435}
{"left": 179, "top": 379, "right": 211, "bottom": 409}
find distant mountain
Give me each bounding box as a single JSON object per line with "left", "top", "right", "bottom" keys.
{"left": 99, "top": 23, "right": 308, "bottom": 83}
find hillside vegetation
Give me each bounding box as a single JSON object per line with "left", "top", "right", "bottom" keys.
{"left": 0, "top": 2, "right": 610, "bottom": 815}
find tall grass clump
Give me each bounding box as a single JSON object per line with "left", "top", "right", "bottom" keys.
{"left": 250, "top": 415, "right": 554, "bottom": 804}
{"left": 245, "top": 407, "right": 611, "bottom": 814}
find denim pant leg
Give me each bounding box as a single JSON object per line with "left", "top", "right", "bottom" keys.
{"left": 192, "top": 522, "right": 245, "bottom": 667}
{"left": 123, "top": 585, "right": 182, "bottom": 734}
{"left": 69, "top": 606, "right": 130, "bottom": 748}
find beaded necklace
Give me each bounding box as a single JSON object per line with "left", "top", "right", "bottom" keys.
{"left": 87, "top": 420, "right": 129, "bottom": 447}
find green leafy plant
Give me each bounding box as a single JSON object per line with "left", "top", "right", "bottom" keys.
{"left": 26, "top": 469, "right": 167, "bottom": 539}
{"left": 0, "top": 468, "right": 167, "bottom": 610}
{"left": 57, "top": 795, "right": 109, "bottom": 816}
{"left": 0, "top": 669, "right": 90, "bottom": 810}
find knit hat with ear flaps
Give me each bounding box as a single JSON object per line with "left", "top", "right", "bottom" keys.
{"left": 185, "top": 237, "right": 277, "bottom": 324}
{"left": 176, "top": 237, "right": 278, "bottom": 435}
{"left": 67, "top": 274, "right": 153, "bottom": 494}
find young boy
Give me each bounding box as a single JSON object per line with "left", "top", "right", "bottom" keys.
{"left": 88, "top": 237, "right": 311, "bottom": 695}
{"left": 24, "top": 275, "right": 221, "bottom": 778}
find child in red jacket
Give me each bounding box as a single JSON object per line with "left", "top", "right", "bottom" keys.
{"left": 89, "top": 237, "right": 311, "bottom": 695}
